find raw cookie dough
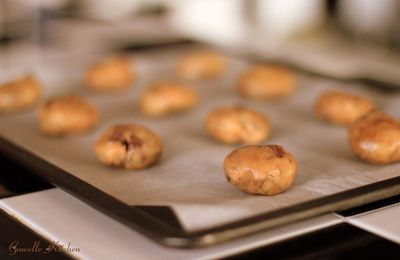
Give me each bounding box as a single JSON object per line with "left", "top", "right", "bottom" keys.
{"left": 206, "top": 106, "right": 270, "bottom": 144}
{"left": 38, "top": 95, "right": 98, "bottom": 136}
{"left": 177, "top": 51, "right": 226, "bottom": 80}
{"left": 224, "top": 145, "right": 297, "bottom": 195}
{"left": 348, "top": 111, "right": 400, "bottom": 164}
{"left": 237, "top": 65, "right": 295, "bottom": 100}
{"left": 139, "top": 82, "right": 198, "bottom": 117}
{"left": 94, "top": 124, "right": 162, "bottom": 169}
{"left": 315, "top": 90, "right": 375, "bottom": 125}
{"left": 0, "top": 75, "right": 41, "bottom": 112}
{"left": 85, "top": 56, "right": 134, "bottom": 92}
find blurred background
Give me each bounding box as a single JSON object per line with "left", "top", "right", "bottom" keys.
{"left": 1, "top": 0, "right": 400, "bottom": 87}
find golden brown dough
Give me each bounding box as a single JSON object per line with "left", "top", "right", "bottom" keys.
{"left": 224, "top": 145, "right": 297, "bottom": 195}
{"left": 237, "top": 65, "right": 295, "bottom": 100}
{"left": 139, "top": 82, "right": 198, "bottom": 117}
{"left": 177, "top": 51, "right": 226, "bottom": 80}
{"left": 38, "top": 95, "right": 98, "bottom": 136}
{"left": 85, "top": 56, "right": 134, "bottom": 92}
{"left": 315, "top": 91, "right": 375, "bottom": 125}
{"left": 348, "top": 111, "right": 400, "bottom": 164}
{"left": 0, "top": 75, "right": 41, "bottom": 112}
{"left": 94, "top": 124, "right": 162, "bottom": 169}
{"left": 206, "top": 106, "right": 270, "bottom": 144}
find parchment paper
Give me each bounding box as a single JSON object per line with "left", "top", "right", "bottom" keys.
{"left": 1, "top": 49, "right": 399, "bottom": 232}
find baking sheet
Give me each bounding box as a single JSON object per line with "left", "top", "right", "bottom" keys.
{"left": 0, "top": 48, "right": 399, "bottom": 232}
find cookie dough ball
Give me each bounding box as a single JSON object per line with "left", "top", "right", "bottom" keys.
{"left": 139, "top": 82, "right": 198, "bottom": 117}
{"left": 206, "top": 106, "right": 270, "bottom": 144}
{"left": 0, "top": 75, "right": 41, "bottom": 112}
{"left": 85, "top": 56, "right": 134, "bottom": 92}
{"left": 95, "top": 124, "right": 162, "bottom": 169}
{"left": 38, "top": 95, "right": 98, "bottom": 136}
{"left": 237, "top": 65, "right": 295, "bottom": 100}
{"left": 348, "top": 111, "right": 400, "bottom": 164}
{"left": 224, "top": 145, "right": 296, "bottom": 195}
{"left": 177, "top": 51, "right": 226, "bottom": 80}
{"left": 315, "top": 91, "right": 375, "bottom": 125}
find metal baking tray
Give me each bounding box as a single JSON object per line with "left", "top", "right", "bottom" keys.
{"left": 1, "top": 41, "right": 399, "bottom": 248}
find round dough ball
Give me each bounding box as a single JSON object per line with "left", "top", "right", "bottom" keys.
{"left": 85, "top": 56, "right": 134, "bottom": 92}
{"left": 315, "top": 91, "right": 375, "bottom": 125}
{"left": 224, "top": 145, "right": 297, "bottom": 195}
{"left": 95, "top": 124, "right": 162, "bottom": 169}
{"left": 348, "top": 111, "right": 400, "bottom": 164}
{"left": 237, "top": 65, "right": 295, "bottom": 100}
{"left": 0, "top": 75, "right": 41, "bottom": 112}
{"left": 177, "top": 51, "right": 226, "bottom": 80}
{"left": 139, "top": 82, "right": 198, "bottom": 117}
{"left": 206, "top": 106, "right": 270, "bottom": 144}
{"left": 38, "top": 95, "right": 98, "bottom": 136}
